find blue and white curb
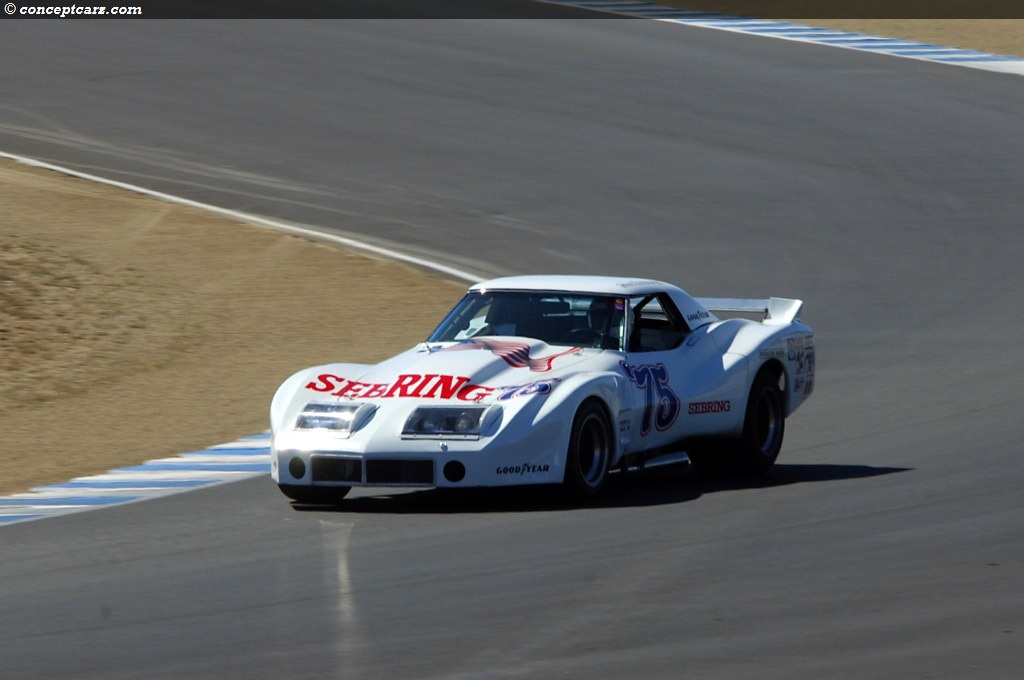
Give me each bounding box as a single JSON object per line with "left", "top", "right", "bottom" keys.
{"left": 542, "top": 0, "right": 1024, "bottom": 75}
{"left": 0, "top": 434, "right": 271, "bottom": 526}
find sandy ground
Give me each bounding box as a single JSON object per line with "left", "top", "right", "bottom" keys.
{"left": 661, "top": 3, "right": 1024, "bottom": 57}
{"left": 1, "top": 17, "right": 1020, "bottom": 496}
{"left": 0, "top": 158, "right": 464, "bottom": 495}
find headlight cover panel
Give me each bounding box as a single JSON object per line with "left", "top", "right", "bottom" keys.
{"left": 402, "top": 405, "right": 502, "bottom": 440}
{"left": 295, "top": 402, "right": 376, "bottom": 437}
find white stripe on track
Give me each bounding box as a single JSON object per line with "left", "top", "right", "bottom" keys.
{"left": 0, "top": 152, "right": 484, "bottom": 283}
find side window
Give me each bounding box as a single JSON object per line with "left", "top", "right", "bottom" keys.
{"left": 628, "top": 294, "right": 688, "bottom": 352}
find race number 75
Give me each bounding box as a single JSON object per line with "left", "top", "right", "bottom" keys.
{"left": 620, "top": 362, "right": 680, "bottom": 436}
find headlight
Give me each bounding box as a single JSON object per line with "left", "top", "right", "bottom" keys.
{"left": 295, "top": 402, "right": 375, "bottom": 437}
{"left": 402, "top": 406, "right": 500, "bottom": 439}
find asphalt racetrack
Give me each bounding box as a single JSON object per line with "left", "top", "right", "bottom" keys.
{"left": 2, "top": 10, "right": 1024, "bottom": 679}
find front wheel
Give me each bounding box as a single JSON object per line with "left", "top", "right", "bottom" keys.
{"left": 734, "top": 368, "right": 785, "bottom": 475}
{"left": 278, "top": 484, "right": 351, "bottom": 505}
{"left": 564, "top": 400, "right": 612, "bottom": 499}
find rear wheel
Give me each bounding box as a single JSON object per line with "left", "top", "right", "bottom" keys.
{"left": 564, "top": 400, "right": 612, "bottom": 499}
{"left": 278, "top": 484, "right": 351, "bottom": 505}
{"left": 688, "top": 369, "right": 785, "bottom": 477}
{"left": 734, "top": 368, "right": 785, "bottom": 475}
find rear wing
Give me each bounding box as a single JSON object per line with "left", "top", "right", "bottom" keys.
{"left": 695, "top": 297, "right": 804, "bottom": 326}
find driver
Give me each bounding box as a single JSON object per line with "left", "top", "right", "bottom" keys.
{"left": 585, "top": 297, "right": 625, "bottom": 349}
{"left": 588, "top": 297, "right": 614, "bottom": 331}
{"left": 482, "top": 297, "right": 527, "bottom": 336}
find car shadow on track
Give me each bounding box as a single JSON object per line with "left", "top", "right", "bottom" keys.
{"left": 290, "top": 463, "right": 911, "bottom": 515}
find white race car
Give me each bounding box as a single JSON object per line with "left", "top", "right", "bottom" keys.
{"left": 270, "top": 275, "right": 815, "bottom": 504}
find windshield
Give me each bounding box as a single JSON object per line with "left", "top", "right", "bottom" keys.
{"left": 428, "top": 291, "right": 626, "bottom": 350}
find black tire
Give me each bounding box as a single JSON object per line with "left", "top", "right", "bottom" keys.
{"left": 278, "top": 484, "right": 351, "bottom": 505}
{"left": 733, "top": 368, "right": 786, "bottom": 475}
{"left": 564, "top": 399, "right": 612, "bottom": 499}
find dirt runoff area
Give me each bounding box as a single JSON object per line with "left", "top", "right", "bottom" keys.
{"left": 0, "top": 158, "right": 464, "bottom": 495}
{"left": 2, "top": 19, "right": 1020, "bottom": 496}
{"left": 661, "top": 3, "right": 1024, "bottom": 57}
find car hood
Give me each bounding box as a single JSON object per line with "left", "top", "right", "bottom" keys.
{"left": 301, "top": 338, "right": 612, "bottom": 405}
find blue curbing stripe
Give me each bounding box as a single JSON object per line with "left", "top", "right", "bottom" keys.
{"left": 117, "top": 463, "right": 271, "bottom": 472}
{"left": 850, "top": 46, "right": 967, "bottom": 53}
{"left": 40, "top": 479, "right": 216, "bottom": 489}
{"left": 0, "top": 496, "right": 141, "bottom": 506}
{"left": 180, "top": 447, "right": 271, "bottom": 457}
{"left": 742, "top": 26, "right": 842, "bottom": 33}
{"left": 0, "top": 433, "right": 272, "bottom": 527}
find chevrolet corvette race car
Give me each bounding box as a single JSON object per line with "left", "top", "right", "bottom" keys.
{"left": 270, "top": 275, "right": 815, "bottom": 504}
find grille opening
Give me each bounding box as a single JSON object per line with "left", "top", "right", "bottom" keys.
{"left": 366, "top": 459, "right": 434, "bottom": 485}
{"left": 311, "top": 457, "right": 362, "bottom": 483}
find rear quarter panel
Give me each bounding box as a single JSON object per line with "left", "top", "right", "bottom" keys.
{"left": 710, "top": 319, "right": 815, "bottom": 417}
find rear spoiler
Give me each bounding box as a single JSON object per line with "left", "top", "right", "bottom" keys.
{"left": 695, "top": 297, "right": 804, "bottom": 325}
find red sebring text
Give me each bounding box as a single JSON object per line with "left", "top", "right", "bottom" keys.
{"left": 688, "top": 400, "right": 731, "bottom": 415}
{"left": 305, "top": 373, "right": 497, "bottom": 402}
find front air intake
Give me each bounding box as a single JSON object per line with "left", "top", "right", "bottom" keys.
{"left": 365, "top": 460, "right": 434, "bottom": 485}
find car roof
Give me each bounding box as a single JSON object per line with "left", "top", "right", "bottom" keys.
{"left": 467, "top": 275, "right": 719, "bottom": 328}
{"left": 470, "top": 275, "right": 680, "bottom": 297}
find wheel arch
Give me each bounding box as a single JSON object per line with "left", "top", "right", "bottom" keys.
{"left": 534, "top": 372, "right": 623, "bottom": 466}
{"left": 756, "top": 358, "right": 789, "bottom": 416}
{"left": 562, "top": 394, "right": 616, "bottom": 497}
{"left": 579, "top": 395, "right": 615, "bottom": 452}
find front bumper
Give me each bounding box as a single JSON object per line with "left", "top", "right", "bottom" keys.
{"left": 271, "top": 419, "right": 568, "bottom": 489}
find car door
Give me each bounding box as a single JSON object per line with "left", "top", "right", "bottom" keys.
{"left": 620, "top": 293, "right": 741, "bottom": 452}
